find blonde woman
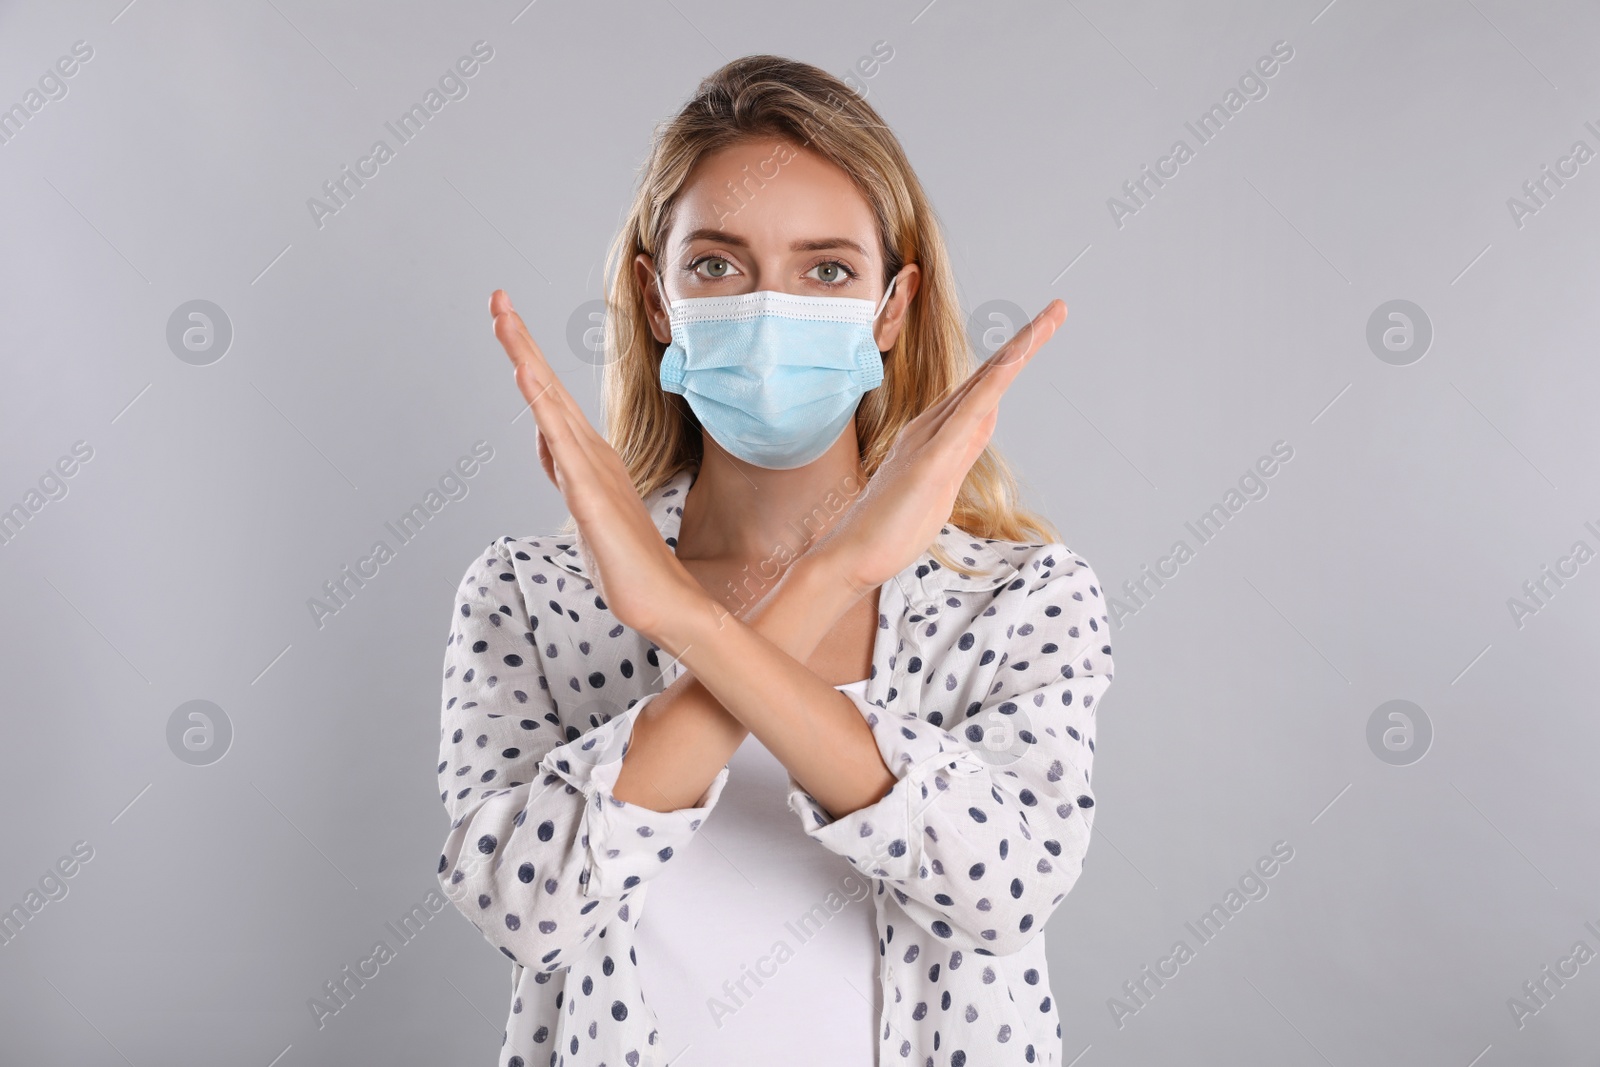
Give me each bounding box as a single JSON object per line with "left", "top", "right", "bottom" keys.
{"left": 436, "top": 54, "right": 1112, "bottom": 1067}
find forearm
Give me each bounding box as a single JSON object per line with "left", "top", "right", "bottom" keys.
{"left": 646, "top": 553, "right": 895, "bottom": 820}
{"left": 609, "top": 671, "right": 745, "bottom": 811}
{"left": 612, "top": 552, "right": 880, "bottom": 815}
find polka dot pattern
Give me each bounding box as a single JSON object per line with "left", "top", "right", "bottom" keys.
{"left": 434, "top": 467, "right": 1113, "bottom": 1066}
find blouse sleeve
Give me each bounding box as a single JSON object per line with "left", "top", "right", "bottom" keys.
{"left": 435, "top": 539, "right": 730, "bottom": 972}
{"left": 786, "top": 543, "right": 1111, "bottom": 957}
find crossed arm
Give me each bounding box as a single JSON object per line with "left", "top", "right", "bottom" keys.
{"left": 609, "top": 549, "right": 893, "bottom": 822}
{"left": 486, "top": 284, "right": 1067, "bottom": 828}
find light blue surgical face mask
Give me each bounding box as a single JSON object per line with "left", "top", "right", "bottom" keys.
{"left": 656, "top": 269, "right": 901, "bottom": 470}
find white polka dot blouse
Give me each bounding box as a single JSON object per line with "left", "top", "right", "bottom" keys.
{"left": 435, "top": 466, "right": 1113, "bottom": 1066}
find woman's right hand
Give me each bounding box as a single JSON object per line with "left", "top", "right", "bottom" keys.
{"left": 488, "top": 289, "right": 710, "bottom": 646}
{"left": 808, "top": 299, "right": 1069, "bottom": 597}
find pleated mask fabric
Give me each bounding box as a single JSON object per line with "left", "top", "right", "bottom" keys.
{"left": 657, "top": 272, "right": 899, "bottom": 469}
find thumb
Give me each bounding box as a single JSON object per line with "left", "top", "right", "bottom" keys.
{"left": 536, "top": 428, "right": 558, "bottom": 486}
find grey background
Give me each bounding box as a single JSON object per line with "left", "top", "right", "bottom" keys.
{"left": 2, "top": 0, "right": 1596, "bottom": 1064}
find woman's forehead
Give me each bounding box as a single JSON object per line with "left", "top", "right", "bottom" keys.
{"left": 668, "top": 141, "right": 879, "bottom": 255}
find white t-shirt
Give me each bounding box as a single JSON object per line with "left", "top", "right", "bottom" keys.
{"left": 635, "top": 678, "right": 879, "bottom": 1066}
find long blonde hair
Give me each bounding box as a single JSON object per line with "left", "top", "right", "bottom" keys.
{"left": 562, "top": 54, "right": 1060, "bottom": 572}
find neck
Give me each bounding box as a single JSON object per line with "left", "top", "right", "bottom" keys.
{"left": 674, "top": 437, "right": 869, "bottom": 570}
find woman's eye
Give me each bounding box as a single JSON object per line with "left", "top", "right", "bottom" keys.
{"left": 692, "top": 256, "right": 734, "bottom": 279}
{"left": 808, "top": 260, "right": 855, "bottom": 286}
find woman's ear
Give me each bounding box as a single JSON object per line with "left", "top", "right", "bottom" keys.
{"left": 872, "top": 263, "right": 921, "bottom": 353}
{"left": 634, "top": 253, "right": 673, "bottom": 345}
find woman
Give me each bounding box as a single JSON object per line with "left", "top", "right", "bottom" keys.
{"left": 436, "top": 54, "right": 1112, "bottom": 1067}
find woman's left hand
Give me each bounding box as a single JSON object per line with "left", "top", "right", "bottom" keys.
{"left": 488, "top": 289, "right": 704, "bottom": 642}
{"left": 810, "top": 299, "right": 1069, "bottom": 597}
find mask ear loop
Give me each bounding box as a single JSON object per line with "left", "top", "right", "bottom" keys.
{"left": 653, "top": 269, "right": 679, "bottom": 349}
{"left": 872, "top": 269, "right": 901, "bottom": 322}
{"left": 867, "top": 269, "right": 905, "bottom": 366}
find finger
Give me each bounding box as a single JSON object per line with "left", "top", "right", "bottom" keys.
{"left": 909, "top": 300, "right": 1066, "bottom": 443}
{"left": 986, "top": 299, "right": 1066, "bottom": 371}
{"left": 502, "top": 326, "right": 575, "bottom": 444}
{"left": 490, "top": 292, "right": 613, "bottom": 458}
{"left": 494, "top": 304, "right": 610, "bottom": 474}
{"left": 967, "top": 301, "right": 1065, "bottom": 395}
{"left": 489, "top": 291, "right": 601, "bottom": 436}
{"left": 514, "top": 360, "right": 596, "bottom": 488}
{"left": 490, "top": 294, "right": 571, "bottom": 407}
{"left": 957, "top": 300, "right": 1064, "bottom": 404}
{"left": 931, "top": 301, "right": 1065, "bottom": 445}
{"left": 489, "top": 289, "right": 544, "bottom": 371}
{"left": 513, "top": 360, "right": 624, "bottom": 508}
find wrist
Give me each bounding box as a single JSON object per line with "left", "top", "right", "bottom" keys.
{"left": 787, "top": 546, "right": 874, "bottom": 618}
{"left": 652, "top": 550, "right": 867, "bottom": 671}
{"left": 646, "top": 585, "right": 730, "bottom": 667}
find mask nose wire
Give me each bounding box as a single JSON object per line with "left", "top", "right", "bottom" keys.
{"left": 658, "top": 265, "right": 898, "bottom": 319}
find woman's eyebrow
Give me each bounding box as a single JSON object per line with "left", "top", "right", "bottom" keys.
{"left": 680, "top": 227, "right": 749, "bottom": 249}
{"left": 791, "top": 236, "right": 869, "bottom": 256}
{"left": 679, "top": 227, "right": 868, "bottom": 258}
